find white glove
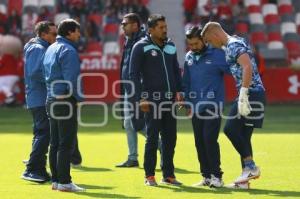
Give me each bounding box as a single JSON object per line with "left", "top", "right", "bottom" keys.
{"left": 238, "top": 87, "right": 252, "bottom": 116}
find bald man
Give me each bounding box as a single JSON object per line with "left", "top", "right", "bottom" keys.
{"left": 201, "top": 22, "right": 266, "bottom": 189}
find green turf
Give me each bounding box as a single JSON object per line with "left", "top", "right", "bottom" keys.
{"left": 0, "top": 105, "right": 299, "bottom": 199}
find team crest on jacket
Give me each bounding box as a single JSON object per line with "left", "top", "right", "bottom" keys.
{"left": 188, "top": 59, "right": 193, "bottom": 66}
{"left": 151, "top": 50, "right": 158, "bottom": 56}
{"left": 205, "top": 59, "right": 212, "bottom": 64}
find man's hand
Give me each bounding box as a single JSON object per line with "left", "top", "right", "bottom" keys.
{"left": 139, "top": 99, "right": 150, "bottom": 112}
{"left": 238, "top": 87, "right": 252, "bottom": 116}
{"left": 186, "top": 108, "right": 192, "bottom": 116}
{"left": 176, "top": 92, "right": 184, "bottom": 110}
{"left": 176, "top": 92, "right": 184, "bottom": 102}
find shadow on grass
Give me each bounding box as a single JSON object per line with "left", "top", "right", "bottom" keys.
{"left": 76, "top": 184, "right": 114, "bottom": 190}
{"left": 72, "top": 166, "right": 112, "bottom": 172}
{"left": 75, "top": 192, "right": 140, "bottom": 198}
{"left": 142, "top": 167, "right": 198, "bottom": 175}
{"left": 156, "top": 184, "right": 300, "bottom": 197}
{"left": 156, "top": 185, "right": 232, "bottom": 194}
{"left": 26, "top": 181, "right": 52, "bottom": 186}
{"left": 235, "top": 188, "right": 300, "bottom": 198}
{"left": 175, "top": 167, "right": 198, "bottom": 174}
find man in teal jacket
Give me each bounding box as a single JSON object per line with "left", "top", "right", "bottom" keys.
{"left": 22, "top": 21, "right": 57, "bottom": 183}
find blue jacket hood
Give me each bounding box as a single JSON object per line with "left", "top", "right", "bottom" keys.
{"left": 56, "top": 35, "right": 78, "bottom": 49}
{"left": 24, "top": 37, "right": 50, "bottom": 52}
{"left": 24, "top": 37, "right": 50, "bottom": 108}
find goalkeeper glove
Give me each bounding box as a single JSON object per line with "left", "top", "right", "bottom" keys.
{"left": 238, "top": 87, "right": 252, "bottom": 116}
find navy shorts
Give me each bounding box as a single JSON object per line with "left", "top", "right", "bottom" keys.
{"left": 227, "top": 90, "right": 266, "bottom": 128}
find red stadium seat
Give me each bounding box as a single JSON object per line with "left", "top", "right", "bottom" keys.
{"left": 230, "top": 0, "right": 240, "bottom": 5}
{"left": 7, "top": 0, "right": 22, "bottom": 15}
{"left": 88, "top": 13, "right": 103, "bottom": 26}
{"left": 236, "top": 22, "right": 249, "bottom": 34}
{"left": 141, "top": 0, "right": 149, "bottom": 5}
{"left": 264, "top": 14, "right": 280, "bottom": 24}
{"left": 247, "top": 5, "right": 261, "bottom": 13}
{"left": 285, "top": 41, "right": 300, "bottom": 58}
{"left": 103, "top": 23, "right": 119, "bottom": 34}
{"left": 251, "top": 32, "right": 267, "bottom": 45}
{"left": 278, "top": 4, "right": 293, "bottom": 15}
{"left": 86, "top": 41, "right": 102, "bottom": 54}
{"left": 268, "top": 32, "right": 282, "bottom": 41}
{"left": 261, "top": 0, "right": 269, "bottom": 4}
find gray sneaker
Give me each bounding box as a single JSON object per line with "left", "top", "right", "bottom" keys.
{"left": 192, "top": 177, "right": 211, "bottom": 187}
{"left": 57, "top": 183, "right": 86, "bottom": 192}
{"left": 160, "top": 177, "right": 182, "bottom": 186}
{"left": 52, "top": 182, "right": 58, "bottom": 190}
{"left": 116, "top": 159, "right": 139, "bottom": 168}
{"left": 209, "top": 175, "right": 224, "bottom": 188}
{"left": 145, "top": 176, "right": 158, "bottom": 186}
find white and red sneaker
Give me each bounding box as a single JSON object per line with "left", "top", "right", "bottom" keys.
{"left": 234, "top": 166, "right": 260, "bottom": 184}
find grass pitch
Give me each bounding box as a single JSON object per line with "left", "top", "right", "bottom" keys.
{"left": 0, "top": 104, "right": 299, "bottom": 199}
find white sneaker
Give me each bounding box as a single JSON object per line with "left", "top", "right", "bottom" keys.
{"left": 234, "top": 166, "right": 260, "bottom": 183}
{"left": 22, "top": 159, "right": 29, "bottom": 164}
{"left": 57, "top": 183, "right": 86, "bottom": 192}
{"left": 192, "top": 177, "right": 211, "bottom": 187}
{"left": 226, "top": 181, "right": 250, "bottom": 189}
{"left": 52, "top": 182, "right": 58, "bottom": 190}
{"left": 209, "top": 175, "right": 224, "bottom": 188}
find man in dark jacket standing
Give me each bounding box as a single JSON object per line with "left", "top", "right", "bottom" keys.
{"left": 22, "top": 21, "right": 57, "bottom": 183}
{"left": 43, "top": 19, "right": 85, "bottom": 192}
{"left": 116, "top": 13, "right": 146, "bottom": 168}
{"left": 129, "top": 14, "right": 182, "bottom": 186}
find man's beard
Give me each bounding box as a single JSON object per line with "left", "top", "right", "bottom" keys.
{"left": 192, "top": 45, "right": 207, "bottom": 54}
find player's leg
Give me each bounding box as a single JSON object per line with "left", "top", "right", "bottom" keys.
{"left": 202, "top": 111, "right": 223, "bottom": 188}
{"left": 224, "top": 102, "right": 259, "bottom": 184}
{"left": 159, "top": 108, "right": 181, "bottom": 186}
{"left": 191, "top": 114, "right": 211, "bottom": 186}
{"left": 116, "top": 91, "right": 139, "bottom": 167}
{"left": 144, "top": 105, "right": 160, "bottom": 186}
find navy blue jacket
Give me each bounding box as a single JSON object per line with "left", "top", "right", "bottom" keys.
{"left": 182, "top": 46, "right": 230, "bottom": 113}
{"left": 24, "top": 37, "right": 50, "bottom": 108}
{"left": 129, "top": 35, "right": 182, "bottom": 102}
{"left": 120, "top": 29, "right": 146, "bottom": 95}
{"left": 43, "top": 36, "right": 83, "bottom": 102}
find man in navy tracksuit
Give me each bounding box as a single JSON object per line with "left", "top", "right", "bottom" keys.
{"left": 22, "top": 21, "right": 57, "bottom": 183}
{"left": 43, "top": 19, "right": 85, "bottom": 192}
{"left": 129, "top": 14, "right": 182, "bottom": 186}
{"left": 182, "top": 26, "right": 230, "bottom": 188}
{"left": 116, "top": 13, "right": 147, "bottom": 168}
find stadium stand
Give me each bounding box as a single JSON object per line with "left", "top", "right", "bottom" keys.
{"left": 1, "top": 0, "right": 300, "bottom": 105}
{"left": 0, "top": 0, "right": 150, "bottom": 105}
{"left": 182, "top": 0, "right": 300, "bottom": 68}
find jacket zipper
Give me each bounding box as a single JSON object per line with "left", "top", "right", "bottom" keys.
{"left": 158, "top": 49, "right": 171, "bottom": 94}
